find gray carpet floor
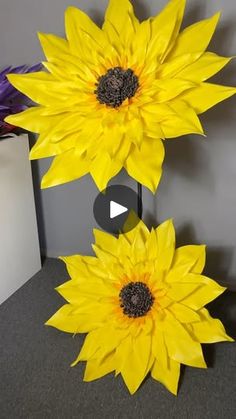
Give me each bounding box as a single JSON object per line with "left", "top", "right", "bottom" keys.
{"left": 1, "top": 258, "right": 236, "bottom": 419}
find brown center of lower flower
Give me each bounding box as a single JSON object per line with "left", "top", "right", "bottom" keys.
{"left": 95, "top": 67, "right": 139, "bottom": 108}
{"left": 119, "top": 281, "right": 154, "bottom": 318}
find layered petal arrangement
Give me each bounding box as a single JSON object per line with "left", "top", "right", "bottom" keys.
{"left": 5, "top": 0, "right": 235, "bottom": 190}
{"left": 0, "top": 64, "right": 41, "bottom": 137}
{"left": 46, "top": 218, "right": 233, "bottom": 395}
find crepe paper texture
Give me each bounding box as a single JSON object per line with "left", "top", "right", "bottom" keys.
{"left": 5, "top": 0, "right": 236, "bottom": 191}
{"left": 46, "top": 217, "right": 233, "bottom": 395}
{"left": 0, "top": 64, "right": 41, "bottom": 138}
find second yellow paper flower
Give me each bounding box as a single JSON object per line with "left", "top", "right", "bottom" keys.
{"left": 46, "top": 218, "right": 233, "bottom": 395}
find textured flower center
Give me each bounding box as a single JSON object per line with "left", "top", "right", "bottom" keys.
{"left": 119, "top": 281, "right": 154, "bottom": 318}
{"left": 95, "top": 67, "right": 139, "bottom": 108}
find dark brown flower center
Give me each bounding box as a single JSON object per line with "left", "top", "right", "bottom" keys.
{"left": 119, "top": 281, "right": 154, "bottom": 318}
{"left": 95, "top": 67, "right": 139, "bottom": 108}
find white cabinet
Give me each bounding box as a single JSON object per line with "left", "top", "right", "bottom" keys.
{"left": 0, "top": 134, "right": 41, "bottom": 304}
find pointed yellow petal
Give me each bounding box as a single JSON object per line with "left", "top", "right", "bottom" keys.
{"left": 161, "top": 99, "right": 204, "bottom": 138}
{"left": 71, "top": 330, "right": 100, "bottom": 366}
{"left": 163, "top": 314, "right": 206, "bottom": 368}
{"left": 5, "top": 106, "right": 56, "bottom": 133}
{"left": 168, "top": 12, "right": 220, "bottom": 58}
{"left": 7, "top": 72, "right": 64, "bottom": 105}
{"left": 145, "top": 228, "right": 158, "bottom": 260}
{"left": 181, "top": 82, "right": 236, "bottom": 114}
{"left": 170, "top": 244, "right": 206, "bottom": 276}
{"left": 56, "top": 277, "right": 114, "bottom": 303}
{"left": 38, "top": 32, "right": 69, "bottom": 61}
{"left": 180, "top": 277, "right": 226, "bottom": 309}
{"left": 167, "top": 283, "right": 200, "bottom": 301}
{"left": 65, "top": 6, "right": 107, "bottom": 54}
{"left": 188, "top": 308, "right": 234, "bottom": 343}
{"left": 61, "top": 254, "right": 108, "bottom": 281}
{"left": 45, "top": 304, "right": 102, "bottom": 333}
{"left": 169, "top": 302, "right": 200, "bottom": 323}
{"left": 90, "top": 152, "right": 122, "bottom": 191}
{"left": 155, "top": 219, "right": 175, "bottom": 272}
{"left": 154, "top": 78, "right": 195, "bottom": 102}
{"left": 92, "top": 244, "right": 118, "bottom": 267}
{"left": 41, "top": 149, "right": 90, "bottom": 188}
{"left": 93, "top": 229, "right": 118, "bottom": 256}
{"left": 122, "top": 216, "right": 150, "bottom": 245}
{"left": 120, "top": 334, "right": 152, "bottom": 394}
{"left": 177, "top": 52, "right": 232, "bottom": 82}
{"left": 84, "top": 351, "right": 116, "bottom": 381}
{"left": 147, "top": 0, "right": 186, "bottom": 60}
{"left": 30, "top": 132, "right": 75, "bottom": 160}
{"left": 159, "top": 52, "right": 201, "bottom": 78}
{"left": 129, "top": 19, "right": 151, "bottom": 67}
{"left": 103, "top": 0, "right": 139, "bottom": 48}
{"left": 152, "top": 327, "right": 168, "bottom": 368}
{"left": 125, "top": 138, "right": 165, "bottom": 193}
{"left": 151, "top": 358, "right": 180, "bottom": 395}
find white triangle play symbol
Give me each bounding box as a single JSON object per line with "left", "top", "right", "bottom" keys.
{"left": 110, "top": 200, "right": 128, "bottom": 219}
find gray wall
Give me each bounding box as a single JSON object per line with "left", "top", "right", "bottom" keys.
{"left": 1, "top": 0, "right": 236, "bottom": 286}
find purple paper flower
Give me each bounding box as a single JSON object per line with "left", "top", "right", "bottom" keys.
{"left": 0, "top": 63, "right": 41, "bottom": 137}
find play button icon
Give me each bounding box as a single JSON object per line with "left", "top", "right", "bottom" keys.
{"left": 93, "top": 185, "right": 142, "bottom": 234}
{"left": 110, "top": 201, "right": 128, "bottom": 219}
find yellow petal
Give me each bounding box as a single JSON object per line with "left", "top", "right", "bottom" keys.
{"left": 170, "top": 244, "right": 206, "bottom": 276}
{"left": 180, "top": 276, "right": 226, "bottom": 309}
{"left": 120, "top": 334, "right": 152, "bottom": 394}
{"left": 177, "top": 52, "right": 232, "bottom": 82}
{"left": 147, "top": 0, "right": 186, "bottom": 60}
{"left": 151, "top": 357, "right": 180, "bottom": 396}
{"left": 181, "top": 82, "right": 236, "bottom": 114}
{"left": 154, "top": 78, "right": 195, "bottom": 102}
{"left": 129, "top": 19, "right": 151, "bottom": 67}
{"left": 65, "top": 6, "right": 107, "bottom": 54}
{"left": 41, "top": 149, "right": 90, "bottom": 188}
{"left": 5, "top": 106, "right": 57, "bottom": 133}
{"left": 90, "top": 152, "right": 122, "bottom": 191}
{"left": 169, "top": 302, "right": 200, "bottom": 323}
{"left": 161, "top": 99, "right": 204, "bottom": 138}
{"left": 45, "top": 304, "right": 103, "bottom": 333}
{"left": 103, "top": 0, "right": 139, "bottom": 48}
{"left": 56, "top": 278, "right": 114, "bottom": 304}
{"left": 125, "top": 138, "right": 165, "bottom": 193}
{"left": 38, "top": 32, "right": 69, "bottom": 61}
{"left": 84, "top": 351, "right": 116, "bottom": 381}
{"left": 93, "top": 229, "right": 118, "bottom": 256}
{"left": 155, "top": 219, "right": 175, "bottom": 272}
{"left": 30, "top": 132, "right": 75, "bottom": 160}
{"left": 167, "top": 282, "right": 199, "bottom": 301}
{"left": 163, "top": 313, "right": 206, "bottom": 368}
{"left": 152, "top": 326, "right": 168, "bottom": 368}
{"left": 168, "top": 12, "right": 220, "bottom": 58}
{"left": 187, "top": 308, "right": 234, "bottom": 343}
{"left": 158, "top": 52, "right": 201, "bottom": 78}
{"left": 7, "top": 72, "right": 67, "bottom": 105}
{"left": 60, "top": 255, "right": 92, "bottom": 279}
{"left": 122, "top": 215, "right": 150, "bottom": 245}
{"left": 92, "top": 244, "right": 118, "bottom": 268}
{"left": 145, "top": 228, "right": 158, "bottom": 260}
{"left": 71, "top": 330, "right": 100, "bottom": 366}
{"left": 129, "top": 223, "right": 148, "bottom": 264}
{"left": 73, "top": 325, "right": 128, "bottom": 367}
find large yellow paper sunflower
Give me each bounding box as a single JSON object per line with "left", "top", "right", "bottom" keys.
{"left": 46, "top": 218, "right": 233, "bottom": 395}
{"left": 6, "top": 0, "right": 235, "bottom": 192}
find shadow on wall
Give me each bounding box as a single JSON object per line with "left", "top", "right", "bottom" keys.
{"left": 176, "top": 223, "right": 236, "bottom": 289}
{"left": 28, "top": 132, "right": 47, "bottom": 261}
